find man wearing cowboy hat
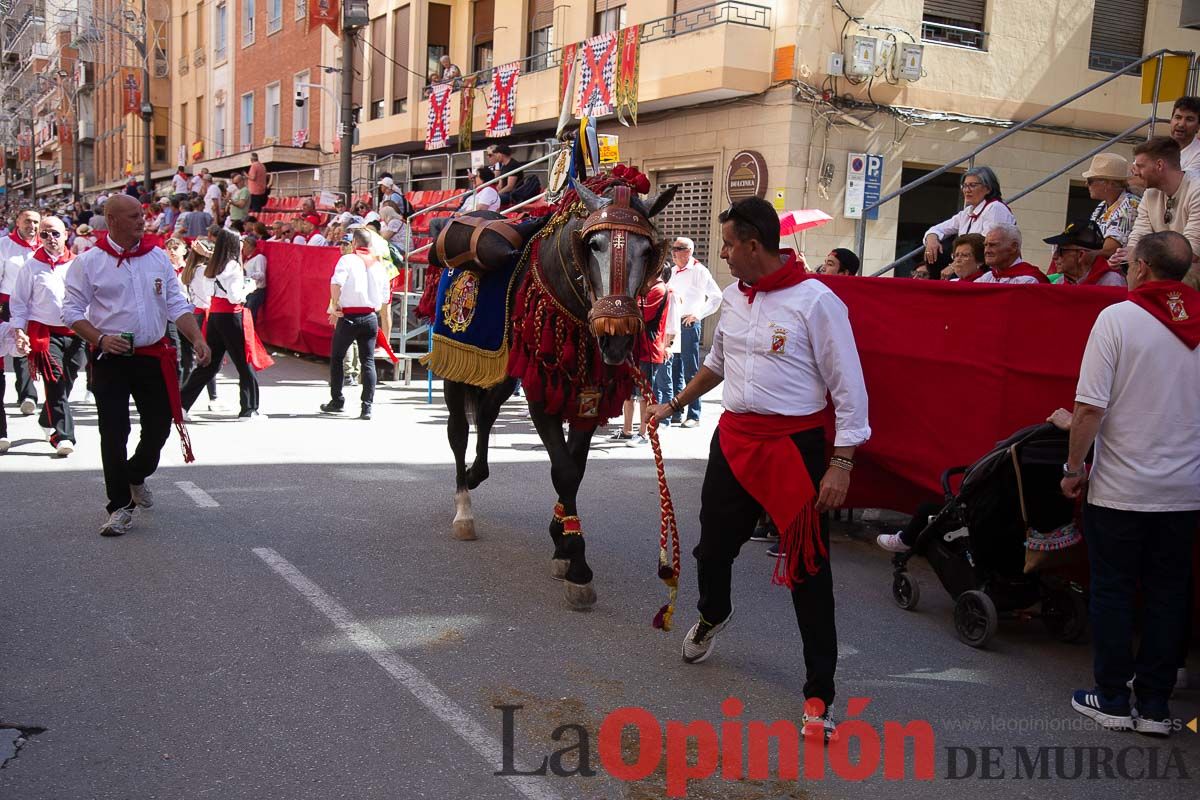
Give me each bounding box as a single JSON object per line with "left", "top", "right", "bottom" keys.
{"left": 1046, "top": 220, "right": 1128, "bottom": 287}
{"left": 1083, "top": 153, "right": 1140, "bottom": 264}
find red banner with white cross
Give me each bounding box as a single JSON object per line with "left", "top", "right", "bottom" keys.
{"left": 486, "top": 62, "right": 520, "bottom": 138}
{"left": 426, "top": 82, "right": 453, "bottom": 150}
{"left": 574, "top": 32, "right": 618, "bottom": 118}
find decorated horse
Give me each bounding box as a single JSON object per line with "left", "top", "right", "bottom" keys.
{"left": 421, "top": 166, "right": 677, "bottom": 610}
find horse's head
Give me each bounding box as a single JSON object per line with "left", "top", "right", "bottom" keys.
{"left": 572, "top": 180, "right": 677, "bottom": 365}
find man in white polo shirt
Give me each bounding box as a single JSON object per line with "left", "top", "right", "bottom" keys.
{"left": 663, "top": 236, "right": 721, "bottom": 427}
{"left": 1064, "top": 230, "right": 1200, "bottom": 737}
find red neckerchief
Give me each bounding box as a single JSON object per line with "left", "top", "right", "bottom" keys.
{"left": 992, "top": 259, "right": 1050, "bottom": 284}
{"left": 954, "top": 269, "right": 984, "bottom": 282}
{"left": 8, "top": 230, "right": 34, "bottom": 249}
{"left": 1128, "top": 280, "right": 1200, "bottom": 349}
{"left": 93, "top": 232, "right": 156, "bottom": 268}
{"left": 737, "top": 249, "right": 807, "bottom": 304}
{"left": 1077, "top": 255, "right": 1122, "bottom": 286}
{"left": 32, "top": 246, "right": 74, "bottom": 268}
{"left": 965, "top": 198, "right": 995, "bottom": 224}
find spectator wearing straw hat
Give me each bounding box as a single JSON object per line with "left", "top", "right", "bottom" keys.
{"left": 1083, "top": 154, "right": 1140, "bottom": 264}
{"left": 71, "top": 224, "right": 96, "bottom": 256}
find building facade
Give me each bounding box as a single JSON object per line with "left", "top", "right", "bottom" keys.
{"left": 351, "top": 0, "right": 1200, "bottom": 280}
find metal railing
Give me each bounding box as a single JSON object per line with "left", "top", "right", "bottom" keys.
{"left": 860, "top": 48, "right": 1195, "bottom": 277}
{"left": 457, "top": 0, "right": 770, "bottom": 88}
{"left": 920, "top": 18, "right": 987, "bottom": 51}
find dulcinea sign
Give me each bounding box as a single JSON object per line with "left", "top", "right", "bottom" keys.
{"left": 725, "top": 150, "right": 769, "bottom": 203}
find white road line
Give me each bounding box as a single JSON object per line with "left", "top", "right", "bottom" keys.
{"left": 174, "top": 481, "right": 220, "bottom": 507}
{"left": 252, "top": 548, "right": 562, "bottom": 800}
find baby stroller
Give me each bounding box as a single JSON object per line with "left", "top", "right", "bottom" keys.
{"left": 890, "top": 422, "right": 1089, "bottom": 648}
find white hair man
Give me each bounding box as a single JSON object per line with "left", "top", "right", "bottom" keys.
{"left": 662, "top": 236, "right": 722, "bottom": 427}
{"left": 976, "top": 224, "right": 1050, "bottom": 284}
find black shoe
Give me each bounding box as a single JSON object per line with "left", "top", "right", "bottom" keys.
{"left": 767, "top": 541, "right": 784, "bottom": 558}
{"left": 359, "top": 404, "right": 372, "bottom": 420}
{"left": 749, "top": 520, "right": 779, "bottom": 542}
{"left": 670, "top": 415, "right": 683, "bottom": 425}
{"left": 321, "top": 399, "right": 345, "bottom": 414}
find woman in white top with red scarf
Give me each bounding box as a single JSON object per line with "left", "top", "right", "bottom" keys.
{"left": 923, "top": 166, "right": 1017, "bottom": 266}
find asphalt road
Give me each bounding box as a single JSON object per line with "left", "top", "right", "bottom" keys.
{"left": 2, "top": 354, "right": 1197, "bottom": 799}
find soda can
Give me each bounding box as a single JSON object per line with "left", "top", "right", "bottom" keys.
{"left": 120, "top": 332, "right": 135, "bottom": 356}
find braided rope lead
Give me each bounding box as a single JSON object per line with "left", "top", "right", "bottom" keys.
{"left": 632, "top": 368, "right": 681, "bottom": 632}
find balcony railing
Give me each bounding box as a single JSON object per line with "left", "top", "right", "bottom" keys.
{"left": 1089, "top": 49, "right": 1144, "bottom": 75}
{"left": 178, "top": 55, "right": 189, "bottom": 75}
{"left": 194, "top": 48, "right": 206, "bottom": 67}
{"left": 920, "top": 17, "right": 988, "bottom": 51}
{"left": 456, "top": 1, "right": 770, "bottom": 89}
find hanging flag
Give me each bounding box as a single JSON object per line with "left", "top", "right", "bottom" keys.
{"left": 121, "top": 68, "right": 142, "bottom": 116}
{"left": 486, "top": 61, "right": 520, "bottom": 138}
{"left": 309, "top": 0, "right": 341, "bottom": 36}
{"left": 615, "top": 25, "right": 641, "bottom": 126}
{"left": 559, "top": 42, "right": 578, "bottom": 116}
{"left": 574, "top": 32, "right": 618, "bottom": 119}
{"left": 58, "top": 114, "right": 73, "bottom": 146}
{"left": 458, "top": 75, "right": 477, "bottom": 152}
{"left": 18, "top": 130, "right": 31, "bottom": 163}
{"left": 191, "top": 140, "right": 204, "bottom": 162}
{"left": 426, "top": 82, "right": 453, "bottom": 150}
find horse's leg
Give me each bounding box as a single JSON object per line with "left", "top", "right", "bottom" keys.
{"left": 465, "top": 376, "right": 515, "bottom": 490}
{"left": 443, "top": 380, "right": 477, "bottom": 541}
{"left": 528, "top": 402, "right": 596, "bottom": 610}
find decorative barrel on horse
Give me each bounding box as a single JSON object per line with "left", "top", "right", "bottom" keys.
{"left": 432, "top": 210, "right": 524, "bottom": 273}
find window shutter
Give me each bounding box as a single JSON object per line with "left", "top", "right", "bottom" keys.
{"left": 529, "top": 0, "right": 554, "bottom": 30}
{"left": 474, "top": 0, "right": 494, "bottom": 42}
{"left": 674, "top": 0, "right": 713, "bottom": 13}
{"left": 393, "top": 6, "right": 410, "bottom": 101}
{"left": 594, "top": 0, "right": 626, "bottom": 12}
{"left": 370, "top": 16, "right": 386, "bottom": 104}
{"left": 1089, "top": 0, "right": 1147, "bottom": 60}
{"left": 923, "top": 0, "right": 987, "bottom": 26}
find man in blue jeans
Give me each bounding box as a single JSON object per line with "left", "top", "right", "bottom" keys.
{"left": 1063, "top": 231, "right": 1200, "bottom": 738}
{"left": 663, "top": 237, "right": 721, "bottom": 427}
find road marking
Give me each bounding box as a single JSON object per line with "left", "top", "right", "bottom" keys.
{"left": 175, "top": 481, "right": 220, "bottom": 507}
{"left": 253, "top": 548, "right": 561, "bottom": 800}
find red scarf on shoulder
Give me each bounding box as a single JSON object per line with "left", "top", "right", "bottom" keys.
{"left": 1128, "top": 280, "right": 1200, "bottom": 349}
{"left": 1078, "top": 255, "right": 1122, "bottom": 286}
{"left": 92, "top": 232, "right": 157, "bottom": 268}
{"left": 8, "top": 231, "right": 34, "bottom": 249}
{"left": 992, "top": 259, "right": 1051, "bottom": 284}
{"left": 737, "top": 249, "right": 807, "bottom": 304}
{"left": 32, "top": 246, "right": 73, "bottom": 269}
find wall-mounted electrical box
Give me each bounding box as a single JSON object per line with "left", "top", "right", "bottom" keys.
{"left": 827, "top": 52, "right": 844, "bottom": 75}
{"left": 896, "top": 42, "right": 924, "bottom": 81}
{"left": 845, "top": 35, "right": 878, "bottom": 78}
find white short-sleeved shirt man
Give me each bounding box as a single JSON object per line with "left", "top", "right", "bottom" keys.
{"left": 1075, "top": 302, "right": 1200, "bottom": 511}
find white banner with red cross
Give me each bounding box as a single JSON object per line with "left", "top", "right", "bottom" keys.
{"left": 486, "top": 61, "right": 521, "bottom": 138}
{"left": 426, "top": 82, "right": 453, "bottom": 150}
{"left": 574, "top": 32, "right": 619, "bottom": 118}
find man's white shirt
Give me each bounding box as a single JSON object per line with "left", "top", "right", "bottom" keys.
{"left": 666, "top": 257, "right": 722, "bottom": 320}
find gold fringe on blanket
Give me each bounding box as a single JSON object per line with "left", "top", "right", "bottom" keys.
{"left": 420, "top": 335, "right": 510, "bottom": 388}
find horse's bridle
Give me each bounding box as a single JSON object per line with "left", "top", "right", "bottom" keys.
{"left": 572, "top": 185, "right": 666, "bottom": 336}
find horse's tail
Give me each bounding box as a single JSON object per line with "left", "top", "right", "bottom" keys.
{"left": 461, "top": 382, "right": 486, "bottom": 425}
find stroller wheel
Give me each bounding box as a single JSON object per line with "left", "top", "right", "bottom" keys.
{"left": 954, "top": 590, "right": 998, "bottom": 648}
{"left": 1042, "top": 584, "right": 1088, "bottom": 643}
{"left": 892, "top": 572, "right": 921, "bottom": 611}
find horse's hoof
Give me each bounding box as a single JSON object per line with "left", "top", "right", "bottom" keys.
{"left": 550, "top": 558, "right": 569, "bottom": 581}
{"left": 452, "top": 519, "right": 478, "bottom": 541}
{"left": 565, "top": 581, "right": 597, "bottom": 610}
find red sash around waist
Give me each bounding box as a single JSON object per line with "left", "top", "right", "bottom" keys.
{"left": 131, "top": 338, "right": 195, "bottom": 463}
{"left": 209, "top": 297, "right": 243, "bottom": 313}
{"left": 341, "top": 307, "right": 376, "bottom": 315}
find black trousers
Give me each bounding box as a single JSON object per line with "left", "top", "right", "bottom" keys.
{"left": 245, "top": 288, "right": 266, "bottom": 323}
{"left": 180, "top": 312, "right": 258, "bottom": 413}
{"left": 1, "top": 296, "right": 36, "bottom": 404}
{"left": 92, "top": 354, "right": 174, "bottom": 513}
{"left": 1083, "top": 503, "right": 1198, "bottom": 717}
{"left": 38, "top": 333, "right": 88, "bottom": 443}
{"left": 899, "top": 501, "right": 944, "bottom": 547}
{"left": 696, "top": 427, "right": 837, "bottom": 707}
{"left": 329, "top": 312, "right": 378, "bottom": 404}
{"left": 179, "top": 311, "right": 217, "bottom": 401}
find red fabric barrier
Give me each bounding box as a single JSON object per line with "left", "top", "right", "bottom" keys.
{"left": 255, "top": 241, "right": 341, "bottom": 357}
{"left": 814, "top": 275, "right": 1128, "bottom": 512}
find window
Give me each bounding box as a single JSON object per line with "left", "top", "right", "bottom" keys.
{"left": 214, "top": 103, "right": 226, "bottom": 155}
{"left": 195, "top": 96, "right": 204, "bottom": 145}
{"left": 180, "top": 101, "right": 188, "bottom": 144}
{"left": 426, "top": 3, "right": 452, "bottom": 80}
{"left": 593, "top": 0, "right": 625, "bottom": 36}
{"left": 473, "top": 0, "right": 494, "bottom": 73}
{"left": 296, "top": 0, "right": 307, "bottom": 21}
{"left": 392, "top": 6, "right": 410, "bottom": 113}
{"left": 154, "top": 135, "right": 169, "bottom": 163}
{"left": 370, "top": 16, "right": 386, "bottom": 119}
{"left": 1088, "top": 0, "right": 1147, "bottom": 72}
{"left": 528, "top": 0, "right": 554, "bottom": 72}
{"left": 196, "top": 2, "right": 206, "bottom": 49}
{"left": 241, "top": 91, "right": 254, "bottom": 148}
{"left": 265, "top": 82, "right": 280, "bottom": 140}
{"left": 294, "top": 70, "right": 309, "bottom": 143}
{"left": 268, "top": 0, "right": 282, "bottom": 33}
{"left": 921, "top": 1, "right": 987, "bottom": 50}
{"left": 242, "top": 0, "right": 256, "bottom": 46}
{"left": 215, "top": 2, "right": 228, "bottom": 60}
{"left": 181, "top": 12, "right": 189, "bottom": 56}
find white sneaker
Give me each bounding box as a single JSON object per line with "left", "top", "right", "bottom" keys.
{"left": 1132, "top": 710, "right": 1172, "bottom": 738}
{"left": 84, "top": 391, "right": 94, "bottom": 404}
{"left": 682, "top": 608, "right": 734, "bottom": 664}
{"left": 19, "top": 398, "right": 36, "bottom": 416}
{"left": 0, "top": 437, "right": 9, "bottom": 454}
{"left": 53, "top": 438, "right": 74, "bottom": 457}
{"left": 99, "top": 507, "right": 135, "bottom": 537}
{"left": 41, "top": 427, "right": 54, "bottom": 441}
{"left": 802, "top": 708, "right": 839, "bottom": 743}
{"left": 208, "top": 400, "right": 229, "bottom": 412}
{"left": 130, "top": 483, "right": 154, "bottom": 509}
{"left": 876, "top": 532, "right": 911, "bottom": 553}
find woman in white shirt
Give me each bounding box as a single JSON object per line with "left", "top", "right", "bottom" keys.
{"left": 242, "top": 235, "right": 268, "bottom": 322}
{"left": 923, "top": 166, "right": 1017, "bottom": 265}
{"left": 178, "top": 239, "right": 220, "bottom": 407}
{"left": 179, "top": 229, "right": 261, "bottom": 419}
